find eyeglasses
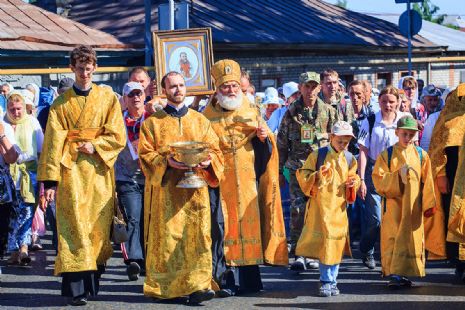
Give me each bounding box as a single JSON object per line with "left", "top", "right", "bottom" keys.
{"left": 128, "top": 91, "right": 143, "bottom": 98}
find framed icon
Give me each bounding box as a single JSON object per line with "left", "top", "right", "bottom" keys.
{"left": 152, "top": 27, "right": 215, "bottom": 97}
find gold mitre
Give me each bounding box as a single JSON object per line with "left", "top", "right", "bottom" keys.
{"left": 211, "top": 59, "right": 241, "bottom": 87}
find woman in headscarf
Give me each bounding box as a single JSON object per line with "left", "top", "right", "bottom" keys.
{"left": 25, "top": 83, "right": 40, "bottom": 116}
{"left": 4, "top": 90, "right": 44, "bottom": 265}
{"left": 0, "top": 114, "right": 19, "bottom": 258}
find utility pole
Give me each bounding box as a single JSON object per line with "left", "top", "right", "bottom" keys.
{"left": 144, "top": 0, "right": 152, "bottom": 66}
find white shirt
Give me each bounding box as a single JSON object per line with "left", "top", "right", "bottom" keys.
{"left": 16, "top": 116, "right": 44, "bottom": 164}
{"left": 420, "top": 111, "right": 440, "bottom": 152}
{"left": 357, "top": 111, "right": 413, "bottom": 161}
{"left": 0, "top": 120, "right": 19, "bottom": 168}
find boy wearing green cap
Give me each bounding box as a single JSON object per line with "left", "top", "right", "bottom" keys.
{"left": 372, "top": 115, "right": 437, "bottom": 288}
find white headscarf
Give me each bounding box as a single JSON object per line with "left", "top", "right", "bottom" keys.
{"left": 25, "top": 83, "right": 40, "bottom": 107}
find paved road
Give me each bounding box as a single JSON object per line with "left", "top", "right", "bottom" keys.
{"left": 1, "top": 235, "right": 465, "bottom": 309}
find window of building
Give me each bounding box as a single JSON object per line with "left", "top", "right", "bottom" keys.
{"left": 376, "top": 72, "right": 392, "bottom": 90}
{"left": 260, "top": 77, "right": 281, "bottom": 90}
{"left": 399, "top": 70, "right": 418, "bottom": 78}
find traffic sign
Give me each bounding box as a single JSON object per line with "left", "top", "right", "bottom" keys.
{"left": 398, "top": 9, "right": 422, "bottom": 37}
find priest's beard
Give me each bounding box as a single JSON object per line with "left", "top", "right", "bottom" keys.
{"left": 217, "top": 91, "right": 243, "bottom": 111}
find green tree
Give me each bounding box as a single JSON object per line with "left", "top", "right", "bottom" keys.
{"left": 335, "top": 0, "right": 348, "bottom": 9}
{"left": 412, "top": 0, "right": 446, "bottom": 25}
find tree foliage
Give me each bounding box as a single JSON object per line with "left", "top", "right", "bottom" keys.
{"left": 412, "top": 0, "right": 446, "bottom": 25}
{"left": 335, "top": 0, "right": 348, "bottom": 9}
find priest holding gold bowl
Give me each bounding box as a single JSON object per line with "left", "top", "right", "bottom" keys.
{"left": 138, "top": 71, "right": 224, "bottom": 304}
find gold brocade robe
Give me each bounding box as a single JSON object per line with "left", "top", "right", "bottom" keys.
{"left": 139, "top": 108, "right": 224, "bottom": 299}
{"left": 203, "top": 98, "right": 288, "bottom": 266}
{"left": 37, "top": 84, "right": 126, "bottom": 275}
{"left": 295, "top": 146, "right": 360, "bottom": 265}
{"left": 428, "top": 84, "right": 465, "bottom": 257}
{"left": 373, "top": 144, "right": 436, "bottom": 277}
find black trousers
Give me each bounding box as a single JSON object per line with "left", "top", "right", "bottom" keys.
{"left": 209, "top": 186, "right": 227, "bottom": 284}
{"left": 443, "top": 146, "right": 462, "bottom": 263}
{"left": 61, "top": 265, "right": 105, "bottom": 298}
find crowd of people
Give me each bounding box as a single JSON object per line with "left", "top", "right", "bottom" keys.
{"left": 0, "top": 44, "right": 464, "bottom": 306}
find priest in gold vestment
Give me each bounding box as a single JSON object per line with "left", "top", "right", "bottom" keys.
{"left": 428, "top": 84, "right": 465, "bottom": 283}
{"left": 37, "top": 45, "right": 126, "bottom": 306}
{"left": 203, "top": 60, "right": 288, "bottom": 295}
{"left": 139, "top": 72, "right": 224, "bottom": 304}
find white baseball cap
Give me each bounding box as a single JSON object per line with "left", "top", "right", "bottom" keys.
{"left": 123, "top": 82, "right": 145, "bottom": 96}
{"left": 282, "top": 82, "right": 299, "bottom": 100}
{"left": 263, "top": 87, "right": 284, "bottom": 105}
{"left": 331, "top": 121, "right": 355, "bottom": 138}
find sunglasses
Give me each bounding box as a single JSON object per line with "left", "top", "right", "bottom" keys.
{"left": 128, "top": 91, "right": 143, "bottom": 98}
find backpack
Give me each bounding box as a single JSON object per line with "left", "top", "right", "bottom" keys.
{"left": 316, "top": 146, "right": 353, "bottom": 171}
{"left": 38, "top": 87, "right": 55, "bottom": 108}
{"left": 367, "top": 113, "right": 376, "bottom": 139}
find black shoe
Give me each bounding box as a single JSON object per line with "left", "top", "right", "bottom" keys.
{"left": 188, "top": 289, "right": 215, "bottom": 304}
{"left": 216, "top": 288, "right": 233, "bottom": 298}
{"left": 69, "top": 294, "right": 88, "bottom": 306}
{"left": 127, "top": 262, "right": 141, "bottom": 281}
{"left": 387, "top": 277, "right": 401, "bottom": 289}
{"left": 399, "top": 276, "right": 412, "bottom": 287}
{"left": 362, "top": 255, "right": 376, "bottom": 269}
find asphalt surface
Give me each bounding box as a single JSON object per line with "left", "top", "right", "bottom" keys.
{"left": 1, "top": 235, "right": 465, "bottom": 309}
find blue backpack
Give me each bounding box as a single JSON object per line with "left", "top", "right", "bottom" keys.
{"left": 316, "top": 146, "right": 353, "bottom": 171}
{"left": 38, "top": 87, "right": 55, "bottom": 108}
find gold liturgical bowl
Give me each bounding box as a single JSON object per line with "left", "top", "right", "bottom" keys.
{"left": 169, "top": 141, "right": 211, "bottom": 188}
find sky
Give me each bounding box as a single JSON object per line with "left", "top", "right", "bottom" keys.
{"left": 323, "top": 0, "right": 462, "bottom": 16}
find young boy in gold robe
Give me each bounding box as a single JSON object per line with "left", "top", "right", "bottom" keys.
{"left": 295, "top": 121, "right": 360, "bottom": 297}
{"left": 372, "top": 116, "right": 436, "bottom": 288}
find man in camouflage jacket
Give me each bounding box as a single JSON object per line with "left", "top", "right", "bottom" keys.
{"left": 277, "top": 71, "right": 338, "bottom": 271}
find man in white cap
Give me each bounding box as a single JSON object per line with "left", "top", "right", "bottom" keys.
{"left": 268, "top": 82, "right": 300, "bottom": 133}
{"left": 114, "top": 81, "right": 150, "bottom": 282}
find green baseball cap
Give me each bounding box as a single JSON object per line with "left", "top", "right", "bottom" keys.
{"left": 299, "top": 71, "right": 320, "bottom": 84}
{"left": 397, "top": 116, "right": 419, "bottom": 131}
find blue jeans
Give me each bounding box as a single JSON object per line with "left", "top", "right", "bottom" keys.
{"left": 359, "top": 159, "right": 381, "bottom": 256}
{"left": 8, "top": 171, "right": 38, "bottom": 251}
{"left": 45, "top": 200, "right": 57, "bottom": 251}
{"left": 8, "top": 193, "right": 35, "bottom": 251}
{"left": 319, "top": 263, "right": 340, "bottom": 285}
{"left": 116, "top": 181, "right": 144, "bottom": 263}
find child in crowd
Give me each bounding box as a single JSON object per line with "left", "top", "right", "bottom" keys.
{"left": 372, "top": 115, "right": 436, "bottom": 288}
{"left": 295, "top": 121, "right": 360, "bottom": 297}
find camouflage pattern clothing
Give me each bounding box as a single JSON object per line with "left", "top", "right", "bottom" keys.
{"left": 320, "top": 92, "right": 355, "bottom": 124}
{"left": 277, "top": 96, "right": 338, "bottom": 250}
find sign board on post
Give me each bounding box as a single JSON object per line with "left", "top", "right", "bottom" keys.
{"left": 399, "top": 9, "right": 422, "bottom": 37}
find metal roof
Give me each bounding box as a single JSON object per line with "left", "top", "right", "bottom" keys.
{"left": 370, "top": 14, "right": 465, "bottom": 52}
{"left": 0, "top": 0, "right": 132, "bottom": 51}
{"left": 45, "top": 0, "right": 438, "bottom": 51}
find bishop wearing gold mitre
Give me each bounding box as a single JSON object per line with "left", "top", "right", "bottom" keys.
{"left": 203, "top": 59, "right": 288, "bottom": 295}
{"left": 138, "top": 71, "right": 224, "bottom": 304}
{"left": 428, "top": 83, "right": 465, "bottom": 283}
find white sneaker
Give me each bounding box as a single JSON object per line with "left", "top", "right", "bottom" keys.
{"left": 290, "top": 256, "right": 307, "bottom": 271}
{"left": 305, "top": 258, "right": 319, "bottom": 269}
